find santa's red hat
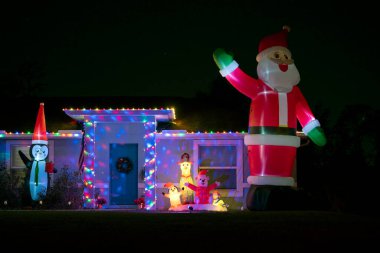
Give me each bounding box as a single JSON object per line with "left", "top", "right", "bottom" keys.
{"left": 164, "top": 182, "right": 174, "bottom": 188}
{"left": 32, "top": 103, "right": 48, "bottom": 145}
{"left": 213, "top": 190, "right": 220, "bottom": 196}
{"left": 256, "top": 26, "right": 291, "bottom": 62}
{"left": 198, "top": 170, "right": 208, "bottom": 176}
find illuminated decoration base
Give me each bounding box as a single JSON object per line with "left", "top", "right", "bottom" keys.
{"left": 64, "top": 108, "right": 175, "bottom": 210}
{"left": 168, "top": 204, "right": 227, "bottom": 212}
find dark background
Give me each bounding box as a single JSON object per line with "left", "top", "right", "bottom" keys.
{"left": 1, "top": 1, "right": 379, "bottom": 113}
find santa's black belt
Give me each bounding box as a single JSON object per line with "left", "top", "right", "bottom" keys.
{"left": 248, "top": 126, "right": 296, "bottom": 136}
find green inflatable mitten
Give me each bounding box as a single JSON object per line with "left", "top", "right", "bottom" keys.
{"left": 307, "top": 127, "right": 327, "bottom": 147}
{"left": 213, "top": 48, "right": 234, "bottom": 70}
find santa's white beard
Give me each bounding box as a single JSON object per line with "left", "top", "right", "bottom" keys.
{"left": 257, "top": 57, "right": 300, "bottom": 93}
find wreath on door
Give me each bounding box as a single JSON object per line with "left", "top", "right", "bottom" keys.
{"left": 117, "top": 157, "right": 133, "bottom": 173}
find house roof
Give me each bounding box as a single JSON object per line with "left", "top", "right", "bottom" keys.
{"left": 0, "top": 130, "right": 82, "bottom": 139}
{"left": 63, "top": 108, "right": 175, "bottom": 122}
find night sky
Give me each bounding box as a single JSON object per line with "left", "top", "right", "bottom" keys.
{"left": 1, "top": 1, "right": 379, "bottom": 115}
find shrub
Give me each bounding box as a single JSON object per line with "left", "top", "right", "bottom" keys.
{"left": 43, "top": 166, "right": 84, "bottom": 209}
{"left": 0, "top": 163, "right": 27, "bottom": 209}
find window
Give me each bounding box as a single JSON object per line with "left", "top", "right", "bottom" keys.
{"left": 6, "top": 140, "right": 54, "bottom": 170}
{"left": 11, "top": 145, "right": 31, "bottom": 169}
{"left": 193, "top": 140, "right": 243, "bottom": 197}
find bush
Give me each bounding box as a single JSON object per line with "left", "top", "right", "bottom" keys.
{"left": 1, "top": 164, "right": 84, "bottom": 209}
{"left": 0, "top": 164, "right": 28, "bottom": 209}
{"left": 42, "top": 166, "right": 84, "bottom": 209}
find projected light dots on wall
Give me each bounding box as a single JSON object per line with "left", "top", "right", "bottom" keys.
{"left": 64, "top": 108, "right": 175, "bottom": 210}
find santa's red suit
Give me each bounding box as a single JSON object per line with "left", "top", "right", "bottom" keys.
{"left": 226, "top": 71, "right": 318, "bottom": 186}
{"left": 217, "top": 27, "right": 322, "bottom": 186}
{"left": 186, "top": 182, "right": 218, "bottom": 204}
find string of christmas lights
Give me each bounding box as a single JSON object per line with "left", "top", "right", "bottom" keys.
{"left": 0, "top": 131, "right": 81, "bottom": 138}
{"left": 62, "top": 108, "right": 176, "bottom": 120}
{"left": 143, "top": 121, "right": 157, "bottom": 210}
{"left": 82, "top": 121, "right": 96, "bottom": 208}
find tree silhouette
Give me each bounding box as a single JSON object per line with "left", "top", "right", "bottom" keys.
{"left": 298, "top": 104, "right": 380, "bottom": 214}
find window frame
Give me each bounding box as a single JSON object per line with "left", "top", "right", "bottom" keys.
{"left": 193, "top": 139, "right": 243, "bottom": 197}
{"left": 6, "top": 140, "right": 55, "bottom": 169}
{"left": 10, "top": 144, "right": 31, "bottom": 169}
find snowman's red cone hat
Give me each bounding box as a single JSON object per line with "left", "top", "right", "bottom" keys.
{"left": 32, "top": 103, "right": 48, "bottom": 145}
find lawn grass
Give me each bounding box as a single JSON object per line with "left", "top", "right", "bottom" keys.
{"left": 1, "top": 210, "right": 378, "bottom": 251}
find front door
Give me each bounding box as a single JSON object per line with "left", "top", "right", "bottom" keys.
{"left": 110, "top": 143, "right": 138, "bottom": 206}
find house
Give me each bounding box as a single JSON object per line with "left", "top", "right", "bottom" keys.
{"left": 1, "top": 107, "right": 302, "bottom": 210}
{"left": 63, "top": 107, "right": 175, "bottom": 210}
{"left": 0, "top": 130, "right": 82, "bottom": 189}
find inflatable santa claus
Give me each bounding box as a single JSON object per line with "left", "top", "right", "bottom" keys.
{"left": 213, "top": 26, "right": 326, "bottom": 210}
